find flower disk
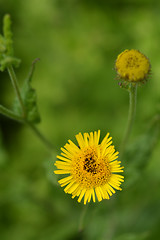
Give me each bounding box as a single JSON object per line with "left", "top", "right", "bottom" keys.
{"left": 115, "top": 49, "right": 150, "bottom": 82}
{"left": 54, "top": 130, "right": 124, "bottom": 204}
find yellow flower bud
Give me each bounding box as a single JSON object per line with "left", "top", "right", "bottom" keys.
{"left": 115, "top": 49, "right": 151, "bottom": 83}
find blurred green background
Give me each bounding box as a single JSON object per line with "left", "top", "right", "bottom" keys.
{"left": 0, "top": 0, "right": 160, "bottom": 239}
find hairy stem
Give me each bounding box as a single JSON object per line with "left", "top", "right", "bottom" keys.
{"left": 7, "top": 65, "right": 26, "bottom": 118}
{"left": 3, "top": 65, "right": 54, "bottom": 152}
{"left": 120, "top": 84, "right": 137, "bottom": 158}
{"left": 0, "top": 105, "right": 23, "bottom": 122}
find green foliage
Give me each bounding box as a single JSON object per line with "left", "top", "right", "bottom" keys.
{"left": 0, "top": 14, "right": 20, "bottom": 71}
{"left": 0, "top": 56, "right": 21, "bottom": 71}
{"left": 13, "top": 60, "right": 41, "bottom": 123}
{"left": 3, "top": 14, "right": 13, "bottom": 56}
{"left": 0, "top": 15, "right": 43, "bottom": 189}
{"left": 0, "top": 14, "right": 40, "bottom": 123}
{"left": 21, "top": 81, "right": 41, "bottom": 124}
{"left": 0, "top": 35, "right": 6, "bottom": 53}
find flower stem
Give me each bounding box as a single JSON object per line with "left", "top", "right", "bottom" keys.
{"left": 0, "top": 105, "right": 23, "bottom": 122}
{"left": 26, "top": 121, "right": 55, "bottom": 152}
{"left": 120, "top": 84, "right": 137, "bottom": 158}
{"left": 78, "top": 205, "right": 88, "bottom": 233}
{"left": 4, "top": 65, "right": 55, "bottom": 153}
{"left": 7, "top": 65, "right": 26, "bottom": 118}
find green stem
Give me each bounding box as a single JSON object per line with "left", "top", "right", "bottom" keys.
{"left": 78, "top": 204, "right": 88, "bottom": 233}
{"left": 5, "top": 65, "right": 54, "bottom": 152}
{"left": 26, "top": 121, "right": 54, "bottom": 152}
{"left": 120, "top": 84, "right": 137, "bottom": 158}
{"left": 0, "top": 105, "right": 23, "bottom": 122}
{"left": 0, "top": 105, "right": 54, "bottom": 151}
{"left": 1, "top": 16, "right": 54, "bottom": 153}
{"left": 7, "top": 65, "right": 26, "bottom": 118}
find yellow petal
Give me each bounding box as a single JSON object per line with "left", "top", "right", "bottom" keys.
{"left": 95, "top": 187, "right": 102, "bottom": 202}
{"left": 78, "top": 189, "right": 86, "bottom": 203}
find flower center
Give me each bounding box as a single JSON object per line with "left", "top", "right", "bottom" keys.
{"left": 71, "top": 146, "right": 111, "bottom": 189}
{"left": 84, "top": 156, "right": 97, "bottom": 174}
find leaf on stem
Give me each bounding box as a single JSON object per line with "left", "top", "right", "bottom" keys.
{"left": 13, "top": 59, "right": 41, "bottom": 124}
{"left": 0, "top": 56, "right": 21, "bottom": 71}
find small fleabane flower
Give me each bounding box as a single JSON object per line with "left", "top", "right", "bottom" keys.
{"left": 54, "top": 130, "right": 124, "bottom": 204}
{"left": 115, "top": 49, "right": 151, "bottom": 83}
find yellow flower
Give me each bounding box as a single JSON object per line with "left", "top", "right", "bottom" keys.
{"left": 54, "top": 130, "right": 124, "bottom": 204}
{"left": 115, "top": 49, "right": 150, "bottom": 82}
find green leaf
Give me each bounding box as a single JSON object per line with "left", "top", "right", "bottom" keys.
{"left": 0, "top": 56, "right": 21, "bottom": 71}
{"left": 13, "top": 59, "right": 41, "bottom": 124}
{"left": 0, "top": 34, "right": 6, "bottom": 53}
{"left": 3, "top": 14, "right": 13, "bottom": 57}
{"left": 22, "top": 82, "right": 41, "bottom": 124}
{"left": 0, "top": 14, "right": 21, "bottom": 71}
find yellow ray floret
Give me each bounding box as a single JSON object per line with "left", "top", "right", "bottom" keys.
{"left": 54, "top": 130, "right": 124, "bottom": 204}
